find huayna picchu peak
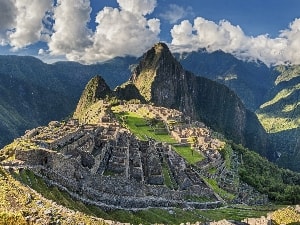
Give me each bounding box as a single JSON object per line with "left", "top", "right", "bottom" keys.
{"left": 1, "top": 43, "right": 300, "bottom": 224}
{"left": 128, "top": 42, "right": 267, "bottom": 157}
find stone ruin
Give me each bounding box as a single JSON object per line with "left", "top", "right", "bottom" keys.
{"left": 1, "top": 103, "right": 268, "bottom": 210}
{"left": 4, "top": 118, "right": 222, "bottom": 210}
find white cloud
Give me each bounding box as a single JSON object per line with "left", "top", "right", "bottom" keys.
{"left": 47, "top": 0, "right": 160, "bottom": 64}
{"left": 117, "top": 0, "right": 156, "bottom": 16}
{"left": 0, "top": 0, "right": 16, "bottom": 29}
{"left": 279, "top": 19, "right": 300, "bottom": 64}
{"left": 9, "top": 0, "right": 52, "bottom": 49}
{"left": 160, "top": 4, "right": 194, "bottom": 24}
{"left": 79, "top": 7, "right": 160, "bottom": 63}
{"left": 48, "top": 0, "right": 93, "bottom": 57}
{"left": 170, "top": 17, "right": 300, "bottom": 66}
{"left": 5, "top": 0, "right": 300, "bottom": 66}
{"left": 0, "top": 0, "right": 16, "bottom": 45}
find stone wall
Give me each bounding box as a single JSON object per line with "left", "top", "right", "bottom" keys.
{"left": 8, "top": 110, "right": 268, "bottom": 210}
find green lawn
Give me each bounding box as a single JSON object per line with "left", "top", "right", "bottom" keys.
{"left": 199, "top": 207, "right": 270, "bottom": 222}
{"left": 172, "top": 146, "right": 204, "bottom": 165}
{"left": 124, "top": 111, "right": 177, "bottom": 143}
{"left": 114, "top": 111, "right": 203, "bottom": 164}
{"left": 203, "top": 178, "right": 235, "bottom": 201}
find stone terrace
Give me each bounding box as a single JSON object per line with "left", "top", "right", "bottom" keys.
{"left": 3, "top": 114, "right": 221, "bottom": 210}
{"left": 1, "top": 103, "right": 268, "bottom": 209}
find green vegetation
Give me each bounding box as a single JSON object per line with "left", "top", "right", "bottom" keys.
{"left": 259, "top": 83, "right": 300, "bottom": 111}
{"left": 220, "top": 144, "right": 233, "bottom": 169}
{"left": 208, "top": 167, "right": 217, "bottom": 175}
{"left": 203, "top": 178, "right": 235, "bottom": 201}
{"left": 112, "top": 109, "right": 203, "bottom": 164}
{"left": 134, "top": 70, "right": 156, "bottom": 101}
{"left": 107, "top": 206, "right": 274, "bottom": 225}
{"left": 275, "top": 65, "right": 300, "bottom": 85}
{"left": 0, "top": 166, "right": 107, "bottom": 225}
{"left": 257, "top": 81, "right": 300, "bottom": 133}
{"left": 232, "top": 142, "right": 300, "bottom": 204}
{"left": 12, "top": 169, "right": 108, "bottom": 224}
{"left": 257, "top": 66, "right": 300, "bottom": 133}
{"left": 119, "top": 111, "right": 176, "bottom": 143}
{"left": 6, "top": 167, "right": 277, "bottom": 225}
{"left": 162, "top": 161, "right": 178, "bottom": 189}
{"left": 172, "top": 146, "right": 204, "bottom": 165}
{"left": 199, "top": 206, "right": 270, "bottom": 222}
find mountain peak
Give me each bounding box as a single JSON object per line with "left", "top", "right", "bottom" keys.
{"left": 130, "top": 42, "right": 182, "bottom": 101}
{"left": 153, "top": 42, "right": 169, "bottom": 53}
{"left": 125, "top": 43, "right": 268, "bottom": 156}
{"left": 73, "top": 75, "right": 112, "bottom": 119}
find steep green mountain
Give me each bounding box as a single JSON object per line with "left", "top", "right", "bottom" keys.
{"left": 172, "top": 50, "right": 300, "bottom": 172}
{"left": 128, "top": 43, "right": 268, "bottom": 157}
{"left": 256, "top": 65, "right": 300, "bottom": 171}
{"left": 73, "top": 75, "right": 114, "bottom": 120}
{"left": 1, "top": 73, "right": 299, "bottom": 224}
{"left": 257, "top": 65, "right": 300, "bottom": 133}
{"left": 175, "top": 50, "right": 272, "bottom": 111}
{"left": 0, "top": 55, "right": 136, "bottom": 148}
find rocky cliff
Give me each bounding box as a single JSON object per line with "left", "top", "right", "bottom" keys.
{"left": 176, "top": 50, "right": 272, "bottom": 111}
{"left": 129, "top": 43, "right": 268, "bottom": 156}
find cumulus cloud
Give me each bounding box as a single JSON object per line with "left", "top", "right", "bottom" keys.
{"left": 170, "top": 17, "right": 300, "bottom": 66}
{"left": 78, "top": 8, "right": 160, "bottom": 63}
{"left": 8, "top": 0, "right": 52, "bottom": 49}
{"left": 117, "top": 0, "right": 156, "bottom": 16}
{"left": 279, "top": 19, "right": 300, "bottom": 64}
{"left": 48, "top": 0, "right": 160, "bottom": 63}
{"left": 6, "top": 0, "right": 300, "bottom": 66}
{"left": 0, "top": 0, "right": 16, "bottom": 45}
{"left": 160, "top": 4, "right": 194, "bottom": 24}
{"left": 48, "top": 0, "right": 93, "bottom": 56}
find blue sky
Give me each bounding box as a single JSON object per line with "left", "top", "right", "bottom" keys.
{"left": 1, "top": 0, "right": 300, "bottom": 65}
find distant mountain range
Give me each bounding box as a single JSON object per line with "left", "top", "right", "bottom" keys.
{"left": 0, "top": 55, "right": 136, "bottom": 147}
{"left": 175, "top": 51, "right": 300, "bottom": 171}
{"left": 175, "top": 50, "right": 272, "bottom": 111}
{"left": 1, "top": 46, "right": 300, "bottom": 171}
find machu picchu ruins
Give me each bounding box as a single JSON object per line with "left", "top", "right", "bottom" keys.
{"left": 0, "top": 100, "right": 268, "bottom": 211}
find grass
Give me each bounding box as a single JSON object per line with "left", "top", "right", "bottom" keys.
{"left": 220, "top": 144, "right": 233, "bottom": 169}
{"left": 0, "top": 212, "right": 27, "bottom": 225}
{"left": 114, "top": 110, "right": 204, "bottom": 165}
{"left": 162, "top": 161, "right": 178, "bottom": 189}
{"left": 208, "top": 167, "right": 217, "bottom": 175}
{"left": 199, "top": 206, "right": 271, "bottom": 222}
{"left": 172, "top": 146, "right": 204, "bottom": 165}
{"left": 123, "top": 111, "right": 177, "bottom": 143}
{"left": 5, "top": 167, "right": 282, "bottom": 225}
{"left": 203, "top": 178, "right": 235, "bottom": 201}
{"left": 0, "top": 167, "right": 107, "bottom": 224}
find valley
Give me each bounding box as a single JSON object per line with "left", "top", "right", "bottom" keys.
{"left": 0, "top": 43, "right": 300, "bottom": 224}
{"left": 2, "top": 46, "right": 300, "bottom": 172}
{"left": 1, "top": 96, "right": 299, "bottom": 224}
